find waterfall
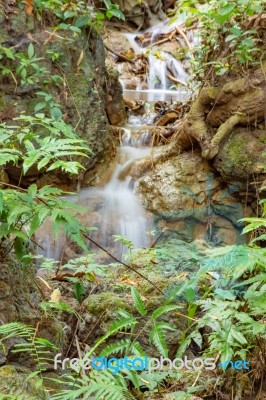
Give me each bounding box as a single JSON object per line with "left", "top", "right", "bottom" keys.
{"left": 123, "top": 19, "right": 191, "bottom": 101}
{"left": 36, "top": 17, "right": 192, "bottom": 262}
{"left": 36, "top": 123, "right": 153, "bottom": 261}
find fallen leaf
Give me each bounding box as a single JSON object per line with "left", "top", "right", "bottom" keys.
{"left": 77, "top": 50, "right": 84, "bottom": 68}
{"left": 37, "top": 276, "right": 52, "bottom": 290}
{"left": 26, "top": 0, "right": 33, "bottom": 15}
{"left": 52, "top": 270, "right": 85, "bottom": 281}
{"left": 50, "top": 288, "right": 61, "bottom": 302}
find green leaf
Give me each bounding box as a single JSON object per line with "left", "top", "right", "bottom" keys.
{"left": 14, "top": 237, "right": 24, "bottom": 261}
{"left": 220, "top": 3, "right": 235, "bottom": 15}
{"left": 230, "top": 328, "right": 247, "bottom": 345}
{"left": 75, "top": 16, "right": 89, "bottom": 27}
{"left": 69, "top": 26, "right": 81, "bottom": 34}
{"left": 29, "top": 214, "right": 40, "bottom": 237}
{"left": 50, "top": 107, "right": 62, "bottom": 121}
{"left": 28, "top": 43, "right": 34, "bottom": 59}
{"left": 152, "top": 304, "right": 181, "bottom": 319}
{"left": 34, "top": 102, "right": 47, "bottom": 112}
{"left": 73, "top": 282, "right": 86, "bottom": 303}
{"left": 131, "top": 287, "right": 147, "bottom": 316}
{"left": 0, "top": 192, "right": 3, "bottom": 213}
{"left": 149, "top": 322, "right": 168, "bottom": 357}
{"left": 28, "top": 184, "right": 37, "bottom": 199}
{"left": 64, "top": 10, "right": 76, "bottom": 19}
{"left": 1, "top": 47, "right": 15, "bottom": 60}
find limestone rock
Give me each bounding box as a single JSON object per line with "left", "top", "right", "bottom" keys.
{"left": 106, "top": 65, "right": 126, "bottom": 126}
{"left": 138, "top": 151, "right": 221, "bottom": 214}
{"left": 137, "top": 151, "right": 245, "bottom": 245}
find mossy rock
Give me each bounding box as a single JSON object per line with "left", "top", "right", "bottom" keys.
{"left": 214, "top": 127, "right": 266, "bottom": 180}
{"left": 85, "top": 292, "right": 128, "bottom": 316}
{"left": 0, "top": 365, "right": 48, "bottom": 399}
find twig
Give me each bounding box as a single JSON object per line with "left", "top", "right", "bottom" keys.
{"left": 167, "top": 73, "right": 187, "bottom": 86}
{"left": 104, "top": 44, "right": 134, "bottom": 63}
{"left": 66, "top": 319, "right": 80, "bottom": 357}
{"left": 82, "top": 233, "right": 164, "bottom": 295}
{"left": 175, "top": 26, "right": 192, "bottom": 50}
{"left": 75, "top": 334, "right": 86, "bottom": 376}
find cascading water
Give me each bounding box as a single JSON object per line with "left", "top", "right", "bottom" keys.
{"left": 94, "top": 129, "right": 152, "bottom": 256}
{"left": 123, "top": 19, "right": 192, "bottom": 101}
{"left": 36, "top": 120, "right": 154, "bottom": 261}
{"left": 37, "top": 17, "right": 191, "bottom": 262}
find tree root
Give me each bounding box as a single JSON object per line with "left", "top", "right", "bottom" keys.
{"left": 176, "top": 60, "right": 266, "bottom": 160}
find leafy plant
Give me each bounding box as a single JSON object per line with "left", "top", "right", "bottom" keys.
{"left": 0, "top": 322, "right": 57, "bottom": 375}
{"left": 0, "top": 115, "right": 91, "bottom": 261}
{"left": 177, "top": 0, "right": 263, "bottom": 84}
{"left": 34, "top": 91, "right": 63, "bottom": 120}
{"left": 0, "top": 114, "right": 90, "bottom": 175}
{"left": 15, "top": 44, "right": 48, "bottom": 85}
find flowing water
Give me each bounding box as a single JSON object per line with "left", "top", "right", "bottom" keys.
{"left": 123, "top": 19, "right": 192, "bottom": 101}
{"left": 37, "top": 120, "right": 154, "bottom": 261}
{"left": 37, "top": 19, "right": 191, "bottom": 262}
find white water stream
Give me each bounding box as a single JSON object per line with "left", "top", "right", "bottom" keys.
{"left": 37, "top": 124, "right": 153, "bottom": 260}
{"left": 37, "top": 19, "right": 191, "bottom": 262}
{"left": 123, "top": 18, "right": 192, "bottom": 101}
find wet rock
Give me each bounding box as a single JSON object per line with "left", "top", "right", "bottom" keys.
{"left": 138, "top": 151, "right": 219, "bottom": 213}
{"left": 106, "top": 65, "right": 126, "bottom": 126}
{"left": 0, "top": 8, "right": 115, "bottom": 189}
{"left": 113, "top": 0, "right": 165, "bottom": 28}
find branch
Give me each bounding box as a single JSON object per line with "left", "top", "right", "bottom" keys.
{"left": 104, "top": 44, "right": 134, "bottom": 64}
{"left": 82, "top": 233, "right": 164, "bottom": 295}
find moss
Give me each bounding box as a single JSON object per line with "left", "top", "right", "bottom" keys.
{"left": 86, "top": 292, "right": 128, "bottom": 315}
{"left": 258, "top": 134, "right": 266, "bottom": 144}
{"left": 0, "top": 365, "right": 48, "bottom": 399}
{"left": 220, "top": 132, "right": 255, "bottom": 173}
{"left": 226, "top": 135, "right": 250, "bottom": 166}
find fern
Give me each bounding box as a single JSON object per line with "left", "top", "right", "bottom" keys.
{"left": 130, "top": 287, "right": 147, "bottom": 316}
{"left": 0, "top": 322, "right": 57, "bottom": 372}
{"left": 149, "top": 322, "right": 176, "bottom": 357}
{"left": 100, "top": 339, "right": 132, "bottom": 357}
{"left": 51, "top": 370, "right": 134, "bottom": 400}
{"left": 85, "top": 317, "right": 137, "bottom": 359}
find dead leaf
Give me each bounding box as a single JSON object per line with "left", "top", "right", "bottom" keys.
{"left": 26, "top": 0, "right": 33, "bottom": 15}
{"left": 37, "top": 276, "right": 52, "bottom": 290}
{"left": 77, "top": 50, "right": 84, "bottom": 68}
{"left": 118, "top": 278, "right": 138, "bottom": 286}
{"left": 52, "top": 270, "right": 85, "bottom": 281}
{"left": 50, "top": 288, "right": 61, "bottom": 302}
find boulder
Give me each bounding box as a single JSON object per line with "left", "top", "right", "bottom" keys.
{"left": 137, "top": 151, "right": 246, "bottom": 245}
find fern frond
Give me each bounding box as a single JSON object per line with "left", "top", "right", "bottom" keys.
{"left": 149, "top": 322, "right": 174, "bottom": 357}
{"left": 0, "top": 322, "right": 57, "bottom": 371}
{"left": 100, "top": 339, "right": 132, "bottom": 357}
{"left": 85, "top": 317, "right": 137, "bottom": 358}
{"left": 51, "top": 370, "right": 134, "bottom": 400}
{"left": 131, "top": 287, "right": 147, "bottom": 316}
